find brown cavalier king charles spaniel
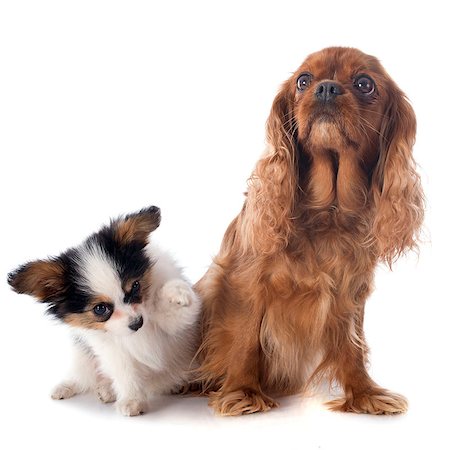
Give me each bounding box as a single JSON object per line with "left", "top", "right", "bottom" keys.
{"left": 195, "top": 47, "right": 424, "bottom": 416}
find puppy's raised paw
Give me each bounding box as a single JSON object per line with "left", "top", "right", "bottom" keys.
{"left": 51, "top": 382, "right": 79, "bottom": 400}
{"left": 155, "top": 279, "right": 200, "bottom": 334}
{"left": 159, "top": 279, "right": 196, "bottom": 308}
{"left": 117, "top": 398, "right": 147, "bottom": 417}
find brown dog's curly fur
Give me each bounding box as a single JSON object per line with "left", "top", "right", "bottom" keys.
{"left": 195, "top": 47, "right": 424, "bottom": 416}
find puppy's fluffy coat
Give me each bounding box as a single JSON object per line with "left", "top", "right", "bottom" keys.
{"left": 8, "top": 206, "right": 201, "bottom": 416}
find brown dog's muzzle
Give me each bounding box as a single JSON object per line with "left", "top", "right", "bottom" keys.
{"left": 314, "top": 81, "right": 344, "bottom": 103}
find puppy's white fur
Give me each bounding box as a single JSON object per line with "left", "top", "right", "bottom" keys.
{"left": 52, "top": 242, "right": 200, "bottom": 416}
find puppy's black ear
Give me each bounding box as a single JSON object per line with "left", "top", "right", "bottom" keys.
{"left": 113, "top": 206, "right": 161, "bottom": 245}
{"left": 8, "top": 258, "right": 66, "bottom": 301}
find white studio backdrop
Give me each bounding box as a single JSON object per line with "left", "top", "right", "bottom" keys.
{"left": 0, "top": 1, "right": 448, "bottom": 449}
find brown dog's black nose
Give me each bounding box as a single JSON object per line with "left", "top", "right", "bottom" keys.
{"left": 129, "top": 316, "right": 144, "bottom": 332}
{"left": 315, "top": 81, "right": 343, "bottom": 102}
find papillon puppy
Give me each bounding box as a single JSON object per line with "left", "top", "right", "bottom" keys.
{"left": 8, "top": 206, "right": 201, "bottom": 416}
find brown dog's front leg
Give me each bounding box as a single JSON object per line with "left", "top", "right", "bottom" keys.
{"left": 326, "top": 313, "right": 407, "bottom": 415}
{"left": 206, "top": 308, "right": 278, "bottom": 416}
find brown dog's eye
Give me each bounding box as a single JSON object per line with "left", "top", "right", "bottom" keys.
{"left": 297, "top": 73, "right": 312, "bottom": 91}
{"left": 354, "top": 75, "right": 375, "bottom": 95}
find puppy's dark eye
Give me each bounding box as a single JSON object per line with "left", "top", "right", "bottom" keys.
{"left": 124, "top": 280, "right": 142, "bottom": 305}
{"left": 131, "top": 281, "right": 140, "bottom": 295}
{"left": 297, "top": 73, "right": 312, "bottom": 91}
{"left": 93, "top": 303, "right": 111, "bottom": 316}
{"left": 354, "top": 75, "right": 375, "bottom": 94}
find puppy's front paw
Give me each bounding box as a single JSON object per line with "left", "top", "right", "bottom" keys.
{"left": 117, "top": 398, "right": 147, "bottom": 416}
{"left": 159, "top": 279, "right": 196, "bottom": 308}
{"left": 51, "top": 382, "right": 79, "bottom": 400}
{"left": 95, "top": 379, "right": 116, "bottom": 404}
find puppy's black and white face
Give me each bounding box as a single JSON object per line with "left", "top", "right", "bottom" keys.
{"left": 8, "top": 206, "right": 161, "bottom": 336}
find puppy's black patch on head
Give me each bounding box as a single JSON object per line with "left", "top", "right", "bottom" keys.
{"left": 90, "top": 224, "right": 152, "bottom": 285}
{"left": 83, "top": 206, "right": 161, "bottom": 295}
{"left": 8, "top": 206, "right": 161, "bottom": 324}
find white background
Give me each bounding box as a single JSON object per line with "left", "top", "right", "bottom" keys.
{"left": 0, "top": 1, "right": 448, "bottom": 449}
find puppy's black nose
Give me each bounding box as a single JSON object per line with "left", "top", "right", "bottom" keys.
{"left": 129, "top": 316, "right": 144, "bottom": 332}
{"left": 315, "top": 81, "right": 343, "bottom": 102}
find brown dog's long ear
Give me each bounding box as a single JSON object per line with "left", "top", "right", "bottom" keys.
{"left": 113, "top": 206, "right": 161, "bottom": 245}
{"left": 8, "top": 258, "right": 66, "bottom": 301}
{"left": 371, "top": 87, "right": 424, "bottom": 266}
{"left": 266, "top": 80, "right": 298, "bottom": 160}
{"left": 243, "top": 81, "right": 299, "bottom": 253}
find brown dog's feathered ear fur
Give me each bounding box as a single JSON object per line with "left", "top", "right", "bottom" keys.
{"left": 241, "top": 81, "right": 299, "bottom": 254}
{"left": 8, "top": 258, "right": 66, "bottom": 301}
{"left": 371, "top": 86, "right": 424, "bottom": 266}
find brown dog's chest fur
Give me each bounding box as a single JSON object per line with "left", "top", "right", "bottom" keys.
{"left": 199, "top": 211, "right": 377, "bottom": 395}
{"left": 258, "top": 220, "right": 377, "bottom": 394}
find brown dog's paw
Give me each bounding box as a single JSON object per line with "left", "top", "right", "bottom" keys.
{"left": 327, "top": 389, "right": 408, "bottom": 415}
{"left": 208, "top": 389, "right": 279, "bottom": 416}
